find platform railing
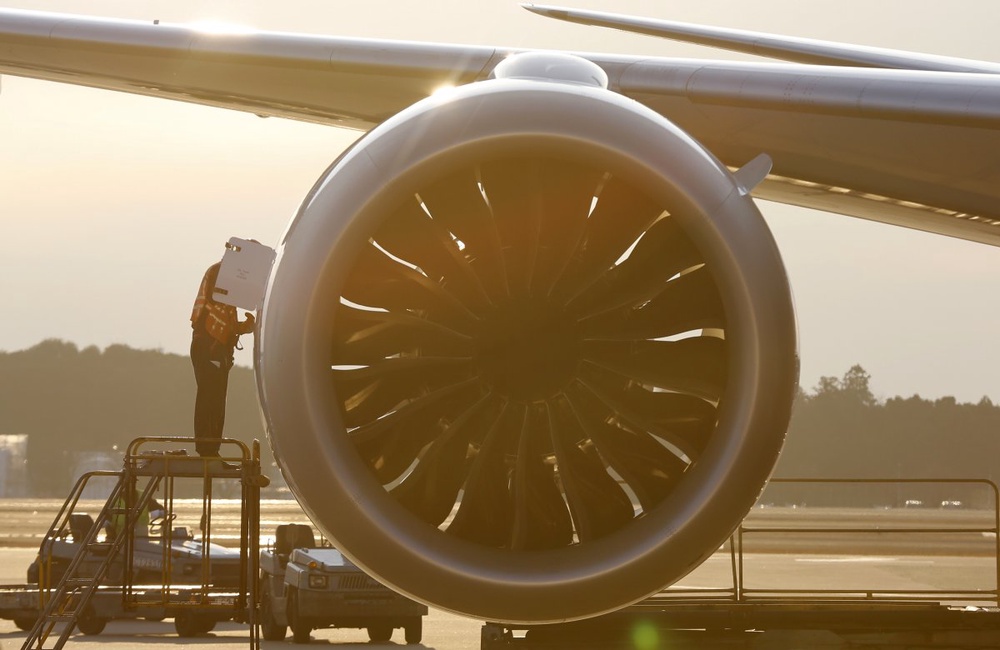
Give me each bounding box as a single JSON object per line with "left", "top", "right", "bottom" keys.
{"left": 657, "top": 477, "right": 1000, "bottom": 607}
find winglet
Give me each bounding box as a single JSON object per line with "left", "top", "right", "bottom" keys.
{"left": 733, "top": 154, "right": 772, "bottom": 196}
{"left": 523, "top": 4, "right": 1000, "bottom": 74}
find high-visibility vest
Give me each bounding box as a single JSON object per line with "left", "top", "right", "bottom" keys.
{"left": 191, "top": 263, "right": 238, "bottom": 346}
{"left": 109, "top": 491, "right": 150, "bottom": 538}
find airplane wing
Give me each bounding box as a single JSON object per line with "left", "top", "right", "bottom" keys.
{"left": 2, "top": 7, "right": 1000, "bottom": 244}
{"left": 523, "top": 4, "right": 1000, "bottom": 73}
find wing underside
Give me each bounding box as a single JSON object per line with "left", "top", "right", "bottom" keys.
{"left": 2, "top": 8, "right": 1000, "bottom": 244}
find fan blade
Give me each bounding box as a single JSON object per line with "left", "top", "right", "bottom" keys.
{"left": 333, "top": 304, "right": 474, "bottom": 364}
{"left": 546, "top": 399, "right": 635, "bottom": 541}
{"left": 529, "top": 162, "right": 604, "bottom": 297}
{"left": 391, "top": 393, "right": 500, "bottom": 526}
{"left": 333, "top": 356, "right": 472, "bottom": 385}
{"left": 564, "top": 386, "right": 689, "bottom": 512}
{"left": 447, "top": 403, "right": 518, "bottom": 546}
{"left": 351, "top": 379, "right": 481, "bottom": 483}
{"left": 575, "top": 372, "right": 701, "bottom": 464}
{"left": 579, "top": 266, "right": 724, "bottom": 341}
{"left": 582, "top": 336, "right": 726, "bottom": 402}
{"left": 551, "top": 175, "right": 665, "bottom": 303}
{"left": 373, "top": 197, "right": 492, "bottom": 312}
{"left": 335, "top": 371, "right": 472, "bottom": 429}
{"left": 419, "top": 168, "right": 509, "bottom": 301}
{"left": 579, "top": 368, "right": 717, "bottom": 453}
{"left": 334, "top": 358, "right": 473, "bottom": 429}
{"left": 510, "top": 407, "right": 574, "bottom": 550}
{"left": 569, "top": 216, "right": 703, "bottom": 319}
{"left": 343, "top": 242, "right": 479, "bottom": 331}
{"left": 479, "top": 159, "right": 546, "bottom": 299}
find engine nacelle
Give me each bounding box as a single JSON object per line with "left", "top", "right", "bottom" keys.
{"left": 257, "top": 55, "right": 798, "bottom": 624}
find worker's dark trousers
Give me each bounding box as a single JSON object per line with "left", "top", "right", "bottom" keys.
{"left": 191, "top": 336, "right": 231, "bottom": 457}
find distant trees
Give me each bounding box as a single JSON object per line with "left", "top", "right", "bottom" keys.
{"left": 0, "top": 340, "right": 269, "bottom": 496}
{"left": 2, "top": 342, "right": 999, "bottom": 507}
{"left": 773, "top": 364, "right": 1000, "bottom": 508}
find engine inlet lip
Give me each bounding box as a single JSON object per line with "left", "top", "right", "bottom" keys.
{"left": 259, "top": 78, "right": 797, "bottom": 623}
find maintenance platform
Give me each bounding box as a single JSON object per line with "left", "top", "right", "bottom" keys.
{"left": 4, "top": 436, "right": 267, "bottom": 650}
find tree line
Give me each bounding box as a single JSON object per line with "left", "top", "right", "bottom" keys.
{"left": 1, "top": 341, "right": 998, "bottom": 507}
{"left": 772, "top": 365, "right": 1000, "bottom": 508}
{"left": 0, "top": 339, "right": 268, "bottom": 496}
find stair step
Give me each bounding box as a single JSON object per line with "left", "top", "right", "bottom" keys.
{"left": 46, "top": 614, "right": 78, "bottom": 623}
{"left": 63, "top": 577, "right": 94, "bottom": 587}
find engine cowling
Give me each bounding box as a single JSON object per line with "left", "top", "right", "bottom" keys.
{"left": 256, "top": 54, "right": 798, "bottom": 624}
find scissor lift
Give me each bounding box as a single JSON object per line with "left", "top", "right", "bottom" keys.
{"left": 20, "top": 436, "right": 267, "bottom": 650}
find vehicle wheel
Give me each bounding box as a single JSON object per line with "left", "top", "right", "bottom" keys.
{"left": 260, "top": 581, "right": 287, "bottom": 641}
{"left": 367, "top": 623, "right": 393, "bottom": 643}
{"left": 76, "top": 611, "right": 107, "bottom": 636}
{"left": 174, "top": 611, "right": 212, "bottom": 637}
{"left": 404, "top": 617, "right": 422, "bottom": 644}
{"left": 13, "top": 616, "right": 36, "bottom": 631}
{"left": 288, "top": 588, "right": 311, "bottom": 644}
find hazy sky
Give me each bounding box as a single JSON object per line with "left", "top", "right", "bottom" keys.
{"left": 2, "top": 0, "right": 1000, "bottom": 403}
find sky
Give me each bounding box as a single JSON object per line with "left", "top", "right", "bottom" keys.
{"left": 2, "top": 0, "right": 1000, "bottom": 403}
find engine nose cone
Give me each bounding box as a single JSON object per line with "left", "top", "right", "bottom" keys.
{"left": 476, "top": 298, "right": 580, "bottom": 402}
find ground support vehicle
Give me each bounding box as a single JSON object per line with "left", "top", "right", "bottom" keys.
{"left": 259, "top": 524, "right": 427, "bottom": 644}
{"left": 26, "top": 513, "right": 243, "bottom": 594}
{"left": 20, "top": 512, "right": 244, "bottom": 638}
{"left": 0, "top": 583, "right": 241, "bottom": 636}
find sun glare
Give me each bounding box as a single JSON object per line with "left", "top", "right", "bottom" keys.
{"left": 431, "top": 84, "right": 457, "bottom": 98}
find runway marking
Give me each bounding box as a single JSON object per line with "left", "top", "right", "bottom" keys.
{"left": 795, "top": 557, "right": 894, "bottom": 563}
{"left": 794, "top": 557, "right": 936, "bottom": 565}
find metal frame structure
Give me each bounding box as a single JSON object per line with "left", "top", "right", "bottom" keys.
{"left": 484, "top": 478, "right": 1000, "bottom": 649}
{"left": 19, "top": 436, "right": 266, "bottom": 650}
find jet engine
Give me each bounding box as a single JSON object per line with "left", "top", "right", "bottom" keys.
{"left": 256, "top": 53, "right": 798, "bottom": 624}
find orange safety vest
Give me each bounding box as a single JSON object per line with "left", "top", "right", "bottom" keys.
{"left": 191, "top": 263, "right": 238, "bottom": 346}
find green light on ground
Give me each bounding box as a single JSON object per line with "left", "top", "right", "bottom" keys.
{"left": 631, "top": 621, "right": 659, "bottom": 649}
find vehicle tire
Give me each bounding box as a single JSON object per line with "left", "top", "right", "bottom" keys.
{"left": 404, "top": 617, "right": 422, "bottom": 644}
{"left": 260, "top": 581, "right": 287, "bottom": 641}
{"left": 13, "top": 616, "right": 37, "bottom": 631}
{"left": 288, "top": 588, "right": 311, "bottom": 644}
{"left": 367, "top": 623, "right": 393, "bottom": 643}
{"left": 174, "top": 611, "right": 212, "bottom": 637}
{"left": 76, "top": 612, "right": 107, "bottom": 636}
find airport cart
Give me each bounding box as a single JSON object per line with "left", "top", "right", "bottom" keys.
{"left": 259, "top": 523, "right": 427, "bottom": 644}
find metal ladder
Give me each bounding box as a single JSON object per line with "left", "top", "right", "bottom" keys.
{"left": 21, "top": 470, "right": 161, "bottom": 650}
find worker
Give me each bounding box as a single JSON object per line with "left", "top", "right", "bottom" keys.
{"left": 190, "top": 253, "right": 256, "bottom": 459}
{"left": 107, "top": 489, "right": 164, "bottom": 540}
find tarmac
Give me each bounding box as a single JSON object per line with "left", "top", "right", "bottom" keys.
{"left": 0, "top": 501, "right": 995, "bottom": 649}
